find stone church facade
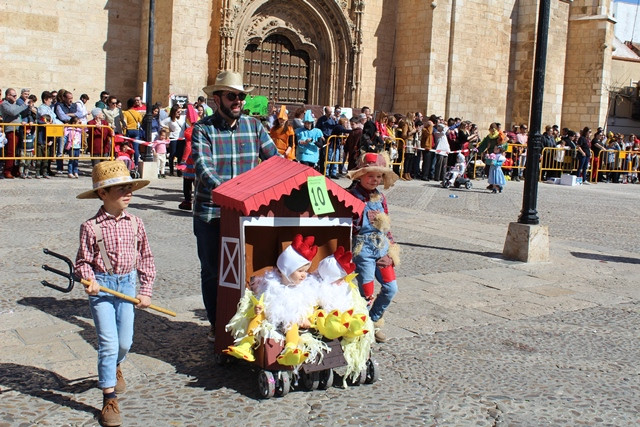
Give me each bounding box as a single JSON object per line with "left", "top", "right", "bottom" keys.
{"left": 1, "top": 0, "right": 614, "bottom": 131}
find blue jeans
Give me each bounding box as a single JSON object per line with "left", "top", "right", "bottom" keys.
{"left": 353, "top": 235, "right": 398, "bottom": 322}
{"left": 68, "top": 148, "right": 80, "bottom": 174}
{"left": 89, "top": 271, "right": 136, "bottom": 389}
{"left": 325, "top": 142, "right": 340, "bottom": 176}
{"left": 193, "top": 217, "right": 220, "bottom": 326}
{"left": 126, "top": 130, "right": 141, "bottom": 166}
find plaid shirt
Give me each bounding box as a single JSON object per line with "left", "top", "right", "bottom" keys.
{"left": 191, "top": 112, "right": 278, "bottom": 222}
{"left": 75, "top": 207, "right": 155, "bottom": 296}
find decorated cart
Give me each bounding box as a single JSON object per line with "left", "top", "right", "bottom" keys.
{"left": 211, "top": 156, "right": 377, "bottom": 397}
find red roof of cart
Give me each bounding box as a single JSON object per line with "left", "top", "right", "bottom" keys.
{"left": 212, "top": 156, "right": 365, "bottom": 216}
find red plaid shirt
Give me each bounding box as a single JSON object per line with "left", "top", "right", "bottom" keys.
{"left": 76, "top": 207, "right": 155, "bottom": 296}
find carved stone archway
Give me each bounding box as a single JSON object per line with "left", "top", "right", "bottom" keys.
{"left": 216, "top": 0, "right": 360, "bottom": 106}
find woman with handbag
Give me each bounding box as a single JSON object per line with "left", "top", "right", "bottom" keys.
{"left": 124, "top": 98, "right": 144, "bottom": 166}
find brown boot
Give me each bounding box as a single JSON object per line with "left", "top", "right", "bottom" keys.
{"left": 114, "top": 365, "right": 125, "bottom": 394}
{"left": 373, "top": 319, "right": 387, "bottom": 343}
{"left": 99, "top": 397, "right": 122, "bottom": 427}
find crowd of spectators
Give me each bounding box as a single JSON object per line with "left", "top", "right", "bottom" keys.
{"left": 2, "top": 85, "right": 639, "bottom": 184}
{"left": 0, "top": 86, "right": 213, "bottom": 180}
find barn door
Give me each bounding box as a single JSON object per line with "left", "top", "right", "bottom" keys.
{"left": 244, "top": 34, "right": 309, "bottom": 104}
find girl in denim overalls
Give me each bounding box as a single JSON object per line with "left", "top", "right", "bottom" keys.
{"left": 347, "top": 152, "right": 400, "bottom": 343}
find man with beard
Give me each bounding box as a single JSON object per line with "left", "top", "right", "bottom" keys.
{"left": 191, "top": 70, "right": 278, "bottom": 343}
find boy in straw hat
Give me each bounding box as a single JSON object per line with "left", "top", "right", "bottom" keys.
{"left": 75, "top": 160, "right": 156, "bottom": 427}
{"left": 347, "top": 152, "right": 400, "bottom": 343}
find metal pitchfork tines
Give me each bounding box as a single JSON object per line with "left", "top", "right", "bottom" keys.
{"left": 42, "top": 248, "right": 176, "bottom": 317}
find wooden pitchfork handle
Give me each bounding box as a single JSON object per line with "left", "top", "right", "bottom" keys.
{"left": 79, "top": 277, "right": 176, "bottom": 317}
{"left": 42, "top": 248, "right": 176, "bottom": 317}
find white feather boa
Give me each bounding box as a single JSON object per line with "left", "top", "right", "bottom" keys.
{"left": 253, "top": 269, "right": 317, "bottom": 330}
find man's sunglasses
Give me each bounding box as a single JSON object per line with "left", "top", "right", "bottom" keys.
{"left": 224, "top": 92, "right": 247, "bottom": 102}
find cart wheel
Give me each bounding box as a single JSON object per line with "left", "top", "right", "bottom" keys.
{"left": 318, "top": 369, "right": 334, "bottom": 390}
{"left": 275, "top": 371, "right": 291, "bottom": 397}
{"left": 347, "top": 369, "right": 366, "bottom": 386}
{"left": 301, "top": 371, "right": 320, "bottom": 390}
{"left": 258, "top": 370, "right": 276, "bottom": 399}
{"left": 213, "top": 353, "right": 231, "bottom": 366}
{"left": 365, "top": 358, "right": 380, "bottom": 384}
{"left": 465, "top": 181, "right": 472, "bottom": 189}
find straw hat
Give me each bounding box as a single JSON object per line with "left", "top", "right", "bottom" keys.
{"left": 347, "top": 152, "right": 399, "bottom": 189}
{"left": 202, "top": 70, "right": 255, "bottom": 96}
{"left": 77, "top": 160, "right": 150, "bottom": 199}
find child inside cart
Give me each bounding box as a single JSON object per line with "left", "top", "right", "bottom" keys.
{"left": 224, "top": 234, "right": 323, "bottom": 366}
{"left": 311, "top": 246, "right": 374, "bottom": 381}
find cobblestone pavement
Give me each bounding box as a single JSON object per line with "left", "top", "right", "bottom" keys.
{"left": 1, "top": 170, "right": 639, "bottom": 426}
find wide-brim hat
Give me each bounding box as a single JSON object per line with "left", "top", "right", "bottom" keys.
{"left": 77, "top": 160, "right": 150, "bottom": 199}
{"left": 203, "top": 70, "right": 255, "bottom": 96}
{"left": 347, "top": 152, "right": 399, "bottom": 189}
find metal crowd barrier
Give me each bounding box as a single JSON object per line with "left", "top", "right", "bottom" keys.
{"left": 0, "top": 122, "right": 116, "bottom": 162}
{"left": 322, "top": 134, "right": 347, "bottom": 176}
{"left": 593, "top": 149, "right": 640, "bottom": 183}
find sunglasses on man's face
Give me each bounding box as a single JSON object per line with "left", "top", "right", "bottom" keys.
{"left": 224, "top": 92, "right": 247, "bottom": 102}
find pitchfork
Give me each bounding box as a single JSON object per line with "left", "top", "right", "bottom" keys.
{"left": 41, "top": 248, "right": 176, "bottom": 317}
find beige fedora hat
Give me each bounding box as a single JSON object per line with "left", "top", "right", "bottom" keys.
{"left": 77, "top": 160, "right": 150, "bottom": 199}
{"left": 203, "top": 70, "right": 255, "bottom": 96}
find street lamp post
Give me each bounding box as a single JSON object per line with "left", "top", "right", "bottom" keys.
{"left": 141, "top": 0, "right": 155, "bottom": 164}
{"left": 502, "top": 0, "right": 551, "bottom": 262}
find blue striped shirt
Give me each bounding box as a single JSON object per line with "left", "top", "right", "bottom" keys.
{"left": 191, "top": 112, "right": 278, "bottom": 222}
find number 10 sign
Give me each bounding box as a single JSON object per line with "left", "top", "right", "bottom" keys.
{"left": 307, "top": 176, "right": 335, "bottom": 215}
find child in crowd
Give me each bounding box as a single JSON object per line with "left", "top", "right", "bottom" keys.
{"left": 116, "top": 140, "right": 135, "bottom": 171}
{"left": 153, "top": 128, "right": 170, "bottom": 178}
{"left": 177, "top": 105, "right": 199, "bottom": 210}
{"left": 75, "top": 160, "right": 155, "bottom": 427}
{"left": 295, "top": 110, "right": 324, "bottom": 168}
{"left": 487, "top": 145, "right": 506, "bottom": 193}
{"left": 64, "top": 116, "right": 82, "bottom": 178}
{"left": 35, "top": 114, "right": 53, "bottom": 178}
{"left": 347, "top": 152, "right": 400, "bottom": 343}
{"left": 224, "top": 234, "right": 320, "bottom": 366}
{"left": 18, "top": 126, "right": 35, "bottom": 179}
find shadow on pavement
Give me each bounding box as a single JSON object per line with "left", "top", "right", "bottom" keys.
{"left": 16, "top": 297, "right": 261, "bottom": 399}
{"left": 570, "top": 251, "right": 640, "bottom": 265}
{"left": 399, "top": 241, "right": 503, "bottom": 259}
{"left": 0, "top": 362, "right": 98, "bottom": 416}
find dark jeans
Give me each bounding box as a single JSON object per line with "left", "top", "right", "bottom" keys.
{"left": 168, "top": 139, "right": 185, "bottom": 175}
{"left": 126, "top": 129, "right": 141, "bottom": 165}
{"left": 193, "top": 216, "right": 220, "bottom": 326}
{"left": 577, "top": 156, "right": 589, "bottom": 181}
{"left": 420, "top": 150, "right": 433, "bottom": 179}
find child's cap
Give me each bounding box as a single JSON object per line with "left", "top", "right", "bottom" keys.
{"left": 77, "top": 160, "right": 150, "bottom": 199}
{"left": 316, "top": 246, "right": 355, "bottom": 283}
{"left": 347, "top": 152, "right": 399, "bottom": 189}
{"left": 276, "top": 234, "right": 318, "bottom": 279}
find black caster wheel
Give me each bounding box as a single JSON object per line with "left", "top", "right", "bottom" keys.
{"left": 301, "top": 371, "right": 320, "bottom": 390}
{"left": 275, "top": 371, "right": 291, "bottom": 397}
{"left": 365, "top": 358, "right": 379, "bottom": 384}
{"left": 258, "top": 370, "right": 276, "bottom": 398}
{"left": 318, "top": 369, "right": 334, "bottom": 390}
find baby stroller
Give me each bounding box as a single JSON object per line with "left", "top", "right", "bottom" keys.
{"left": 441, "top": 152, "right": 472, "bottom": 189}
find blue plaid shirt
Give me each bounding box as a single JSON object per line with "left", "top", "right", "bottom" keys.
{"left": 192, "top": 112, "right": 278, "bottom": 222}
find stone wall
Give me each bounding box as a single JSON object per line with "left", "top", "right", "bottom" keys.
{"left": 359, "top": 0, "right": 396, "bottom": 112}
{"left": 0, "top": 0, "right": 142, "bottom": 102}
{"left": 562, "top": 0, "right": 615, "bottom": 130}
